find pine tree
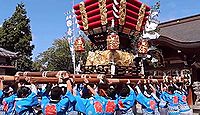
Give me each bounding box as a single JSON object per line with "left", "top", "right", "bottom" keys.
{"left": 0, "top": 3, "right": 34, "bottom": 71}
{"left": 33, "top": 38, "right": 73, "bottom": 72}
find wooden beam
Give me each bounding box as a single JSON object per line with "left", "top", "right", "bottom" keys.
{"left": 15, "top": 71, "right": 62, "bottom": 77}
{"left": 0, "top": 74, "right": 189, "bottom": 84}
{"left": 24, "top": 77, "right": 188, "bottom": 84}
{"left": 15, "top": 71, "right": 106, "bottom": 79}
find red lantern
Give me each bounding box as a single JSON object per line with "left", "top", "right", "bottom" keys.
{"left": 74, "top": 37, "right": 85, "bottom": 52}
{"left": 107, "top": 33, "right": 120, "bottom": 50}
{"left": 138, "top": 39, "right": 148, "bottom": 54}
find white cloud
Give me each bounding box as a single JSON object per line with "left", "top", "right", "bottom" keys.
{"left": 0, "top": 24, "right": 2, "bottom": 27}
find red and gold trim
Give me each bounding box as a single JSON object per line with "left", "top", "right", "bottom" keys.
{"left": 119, "top": 0, "right": 126, "bottom": 25}
{"left": 74, "top": 0, "right": 150, "bottom": 36}
{"left": 138, "top": 39, "right": 149, "bottom": 54}
{"left": 74, "top": 37, "right": 85, "bottom": 52}
{"left": 79, "top": 2, "right": 88, "bottom": 30}
{"left": 98, "top": 0, "right": 107, "bottom": 25}
{"left": 135, "top": 3, "right": 146, "bottom": 32}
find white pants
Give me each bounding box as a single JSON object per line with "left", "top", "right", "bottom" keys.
{"left": 180, "top": 109, "right": 193, "bottom": 115}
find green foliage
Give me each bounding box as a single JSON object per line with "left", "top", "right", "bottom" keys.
{"left": 0, "top": 3, "right": 34, "bottom": 71}
{"left": 33, "top": 38, "right": 73, "bottom": 72}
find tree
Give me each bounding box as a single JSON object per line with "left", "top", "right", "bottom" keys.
{"left": 33, "top": 38, "right": 73, "bottom": 72}
{"left": 0, "top": 3, "right": 34, "bottom": 71}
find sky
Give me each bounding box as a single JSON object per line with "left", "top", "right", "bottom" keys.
{"left": 0, "top": 0, "right": 200, "bottom": 60}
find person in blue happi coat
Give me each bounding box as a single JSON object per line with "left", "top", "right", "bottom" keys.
{"left": 135, "top": 80, "right": 160, "bottom": 115}
{"left": 0, "top": 78, "right": 6, "bottom": 115}
{"left": 2, "top": 82, "right": 17, "bottom": 115}
{"left": 41, "top": 79, "right": 75, "bottom": 115}
{"left": 73, "top": 78, "right": 119, "bottom": 115}
{"left": 173, "top": 83, "right": 193, "bottom": 115}
{"left": 73, "top": 79, "right": 104, "bottom": 115}
{"left": 14, "top": 80, "right": 39, "bottom": 115}
{"left": 159, "top": 83, "right": 168, "bottom": 115}
{"left": 116, "top": 80, "right": 136, "bottom": 115}
{"left": 96, "top": 86, "right": 118, "bottom": 115}
{"left": 162, "top": 84, "right": 180, "bottom": 115}
{"left": 2, "top": 78, "right": 38, "bottom": 115}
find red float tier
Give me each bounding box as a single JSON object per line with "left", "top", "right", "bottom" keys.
{"left": 74, "top": 0, "right": 150, "bottom": 48}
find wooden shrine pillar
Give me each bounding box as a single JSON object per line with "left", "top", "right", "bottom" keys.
{"left": 187, "top": 87, "right": 193, "bottom": 106}
{"left": 188, "top": 67, "right": 198, "bottom": 106}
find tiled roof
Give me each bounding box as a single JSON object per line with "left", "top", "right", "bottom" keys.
{"left": 159, "top": 14, "right": 200, "bottom": 43}
{"left": 0, "top": 48, "right": 17, "bottom": 58}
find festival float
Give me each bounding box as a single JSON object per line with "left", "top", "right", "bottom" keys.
{"left": 0, "top": 0, "right": 191, "bottom": 88}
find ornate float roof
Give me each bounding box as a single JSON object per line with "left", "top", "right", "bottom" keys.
{"left": 74, "top": 0, "right": 150, "bottom": 46}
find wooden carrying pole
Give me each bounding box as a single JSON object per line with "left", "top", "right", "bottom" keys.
{"left": 15, "top": 72, "right": 186, "bottom": 80}
{"left": 15, "top": 71, "right": 106, "bottom": 78}
{"left": 0, "top": 75, "right": 189, "bottom": 84}
{"left": 15, "top": 71, "right": 62, "bottom": 77}
{"left": 0, "top": 76, "right": 15, "bottom": 81}
{"left": 15, "top": 77, "right": 189, "bottom": 84}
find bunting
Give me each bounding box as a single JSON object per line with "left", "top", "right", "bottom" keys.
{"left": 65, "top": 10, "right": 80, "bottom": 49}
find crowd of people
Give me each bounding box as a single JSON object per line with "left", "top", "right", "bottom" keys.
{"left": 0, "top": 77, "right": 192, "bottom": 115}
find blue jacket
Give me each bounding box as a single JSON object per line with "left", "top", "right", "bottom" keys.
{"left": 117, "top": 88, "right": 136, "bottom": 113}
{"left": 41, "top": 90, "right": 75, "bottom": 115}
{"left": 15, "top": 92, "right": 38, "bottom": 114}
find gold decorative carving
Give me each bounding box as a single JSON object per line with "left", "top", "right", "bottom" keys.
{"left": 79, "top": 2, "right": 88, "bottom": 30}
{"left": 138, "top": 39, "right": 148, "bottom": 54}
{"left": 119, "top": 0, "right": 126, "bottom": 25}
{"left": 93, "top": 50, "right": 112, "bottom": 65}
{"left": 98, "top": 0, "right": 107, "bottom": 25}
{"left": 74, "top": 37, "right": 85, "bottom": 52}
{"left": 107, "top": 34, "right": 120, "bottom": 50}
{"left": 86, "top": 50, "right": 134, "bottom": 66}
{"left": 86, "top": 51, "right": 96, "bottom": 66}
{"left": 114, "top": 50, "right": 134, "bottom": 66}
{"left": 135, "top": 3, "right": 146, "bottom": 32}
